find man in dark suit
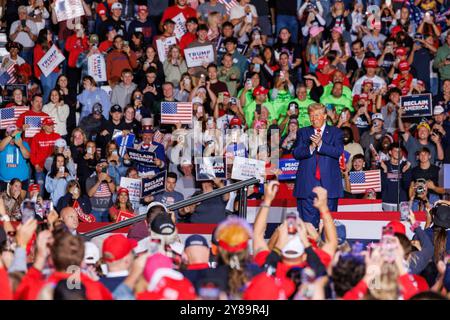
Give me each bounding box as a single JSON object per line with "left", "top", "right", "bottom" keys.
{"left": 293, "top": 103, "right": 344, "bottom": 228}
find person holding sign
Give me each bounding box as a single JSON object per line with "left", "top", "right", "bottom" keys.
{"left": 33, "top": 28, "right": 61, "bottom": 103}
{"left": 134, "top": 128, "right": 166, "bottom": 175}
{"left": 160, "top": 0, "right": 196, "bottom": 33}
{"left": 293, "top": 103, "right": 344, "bottom": 228}
{"left": 398, "top": 110, "right": 444, "bottom": 168}
{"left": 109, "top": 188, "right": 135, "bottom": 222}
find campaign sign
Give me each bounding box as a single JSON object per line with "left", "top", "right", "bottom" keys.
{"left": 156, "top": 36, "right": 177, "bottom": 63}
{"left": 278, "top": 159, "right": 299, "bottom": 181}
{"left": 119, "top": 177, "right": 142, "bottom": 203}
{"left": 172, "top": 13, "right": 187, "bottom": 40}
{"left": 142, "top": 171, "right": 166, "bottom": 197}
{"left": 184, "top": 45, "right": 215, "bottom": 68}
{"left": 216, "top": 38, "right": 248, "bottom": 56}
{"left": 115, "top": 132, "right": 135, "bottom": 157}
{"left": 195, "top": 157, "right": 226, "bottom": 181}
{"left": 3, "top": 84, "right": 27, "bottom": 102}
{"left": 231, "top": 156, "right": 266, "bottom": 183}
{"left": 37, "top": 45, "right": 65, "bottom": 77}
{"left": 116, "top": 210, "right": 135, "bottom": 223}
{"left": 87, "top": 54, "right": 107, "bottom": 82}
{"left": 127, "top": 148, "right": 156, "bottom": 165}
{"left": 400, "top": 93, "right": 432, "bottom": 118}
{"left": 54, "top": 0, "right": 85, "bottom": 22}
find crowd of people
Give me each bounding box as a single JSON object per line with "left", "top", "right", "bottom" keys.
{"left": 0, "top": 0, "right": 449, "bottom": 300}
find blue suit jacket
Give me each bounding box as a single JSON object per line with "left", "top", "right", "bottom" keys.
{"left": 292, "top": 125, "right": 344, "bottom": 199}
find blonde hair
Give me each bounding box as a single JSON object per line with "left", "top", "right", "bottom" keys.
{"left": 308, "top": 102, "right": 326, "bottom": 115}
{"left": 367, "top": 262, "right": 400, "bottom": 300}
{"left": 70, "top": 127, "right": 87, "bottom": 145}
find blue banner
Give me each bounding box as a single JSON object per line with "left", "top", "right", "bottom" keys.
{"left": 278, "top": 158, "right": 299, "bottom": 181}
{"left": 400, "top": 93, "right": 432, "bottom": 118}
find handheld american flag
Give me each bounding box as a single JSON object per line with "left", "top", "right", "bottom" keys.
{"left": 153, "top": 130, "right": 164, "bottom": 144}
{"left": 218, "top": 0, "right": 239, "bottom": 14}
{"left": 161, "top": 102, "right": 193, "bottom": 125}
{"left": 0, "top": 106, "right": 29, "bottom": 129}
{"left": 24, "top": 116, "right": 42, "bottom": 138}
{"left": 349, "top": 170, "right": 381, "bottom": 194}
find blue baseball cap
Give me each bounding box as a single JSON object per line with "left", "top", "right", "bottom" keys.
{"left": 322, "top": 221, "right": 347, "bottom": 245}
{"left": 184, "top": 234, "right": 209, "bottom": 249}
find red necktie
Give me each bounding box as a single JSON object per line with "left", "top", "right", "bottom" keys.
{"left": 315, "top": 128, "right": 321, "bottom": 181}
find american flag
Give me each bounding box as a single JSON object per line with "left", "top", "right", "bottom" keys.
{"left": 95, "top": 182, "right": 112, "bottom": 197}
{"left": 153, "top": 130, "right": 164, "bottom": 144}
{"left": 6, "top": 62, "right": 17, "bottom": 84}
{"left": 24, "top": 116, "right": 42, "bottom": 138}
{"left": 0, "top": 106, "right": 29, "bottom": 129}
{"left": 218, "top": 0, "right": 239, "bottom": 14}
{"left": 349, "top": 170, "right": 381, "bottom": 194}
{"left": 161, "top": 102, "right": 193, "bottom": 124}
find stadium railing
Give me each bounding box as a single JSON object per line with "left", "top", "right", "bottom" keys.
{"left": 82, "top": 177, "right": 260, "bottom": 239}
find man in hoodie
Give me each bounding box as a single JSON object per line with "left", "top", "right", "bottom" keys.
{"left": 105, "top": 35, "right": 138, "bottom": 87}
{"left": 30, "top": 117, "right": 61, "bottom": 196}
{"left": 79, "top": 103, "right": 108, "bottom": 142}
{"left": 111, "top": 69, "right": 138, "bottom": 109}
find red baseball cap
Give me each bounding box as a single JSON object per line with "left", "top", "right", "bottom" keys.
{"left": 42, "top": 117, "right": 55, "bottom": 126}
{"left": 364, "top": 57, "right": 378, "bottom": 68}
{"left": 412, "top": 274, "right": 429, "bottom": 292}
{"left": 28, "top": 183, "right": 40, "bottom": 192}
{"left": 362, "top": 79, "right": 374, "bottom": 86}
{"left": 398, "top": 61, "right": 410, "bottom": 72}
{"left": 395, "top": 47, "right": 407, "bottom": 56}
{"left": 102, "top": 234, "right": 137, "bottom": 262}
{"left": 386, "top": 221, "right": 406, "bottom": 235}
{"left": 317, "top": 57, "right": 329, "bottom": 70}
{"left": 222, "top": 91, "right": 230, "bottom": 97}
{"left": 391, "top": 25, "right": 402, "bottom": 37}
{"left": 229, "top": 117, "right": 242, "bottom": 127}
{"left": 243, "top": 273, "right": 293, "bottom": 300}
{"left": 117, "top": 187, "right": 129, "bottom": 195}
{"left": 253, "top": 85, "right": 269, "bottom": 96}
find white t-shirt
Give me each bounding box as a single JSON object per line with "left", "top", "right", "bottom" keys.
{"left": 9, "top": 20, "right": 38, "bottom": 48}
{"left": 229, "top": 4, "right": 258, "bottom": 20}
{"left": 352, "top": 75, "right": 387, "bottom": 95}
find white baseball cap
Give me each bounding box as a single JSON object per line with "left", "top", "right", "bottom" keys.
{"left": 433, "top": 105, "right": 445, "bottom": 115}
{"left": 371, "top": 113, "right": 384, "bottom": 121}
{"left": 147, "top": 201, "right": 169, "bottom": 213}
{"left": 111, "top": 2, "right": 123, "bottom": 10}
{"left": 84, "top": 242, "right": 100, "bottom": 265}
{"left": 281, "top": 236, "right": 305, "bottom": 259}
{"left": 55, "top": 138, "right": 67, "bottom": 148}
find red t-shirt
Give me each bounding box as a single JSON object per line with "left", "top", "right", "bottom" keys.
{"left": 161, "top": 5, "right": 197, "bottom": 25}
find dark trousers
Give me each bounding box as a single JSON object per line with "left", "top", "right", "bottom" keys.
{"left": 296, "top": 197, "right": 338, "bottom": 229}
